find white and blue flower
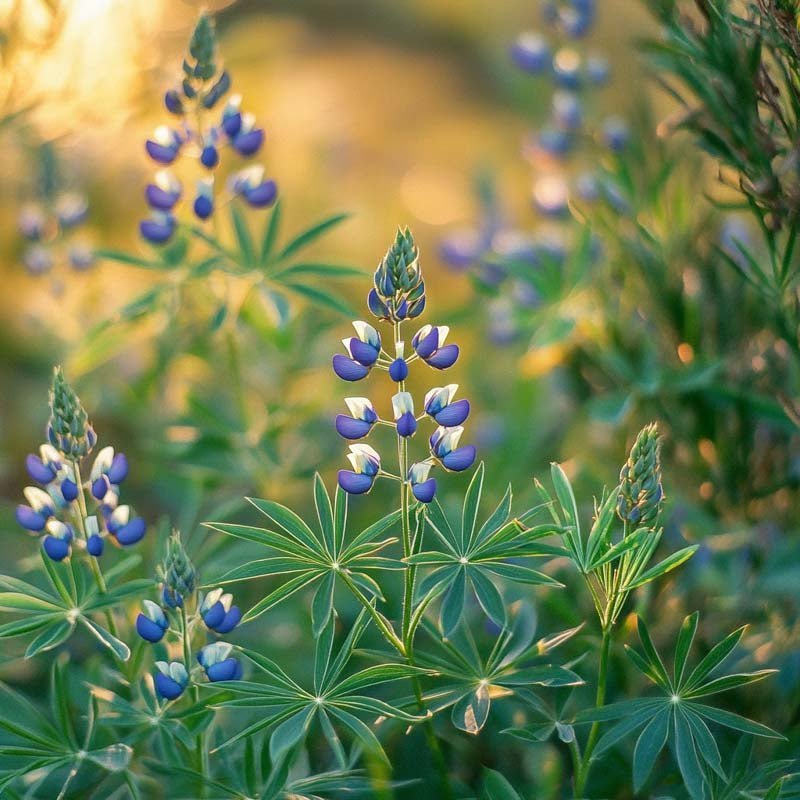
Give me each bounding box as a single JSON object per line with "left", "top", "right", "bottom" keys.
{"left": 154, "top": 661, "right": 189, "bottom": 700}
{"left": 338, "top": 443, "right": 381, "bottom": 495}
{"left": 42, "top": 520, "right": 73, "bottom": 562}
{"left": 200, "top": 588, "right": 242, "bottom": 634}
{"left": 231, "top": 166, "right": 277, "bottom": 208}
{"left": 336, "top": 397, "right": 378, "bottom": 440}
{"left": 145, "top": 126, "right": 182, "bottom": 164}
{"left": 424, "top": 384, "right": 470, "bottom": 426}
{"left": 333, "top": 321, "right": 382, "bottom": 381}
{"left": 392, "top": 392, "right": 417, "bottom": 438}
{"left": 430, "top": 426, "right": 476, "bottom": 472}
{"left": 408, "top": 461, "right": 437, "bottom": 503}
{"left": 198, "top": 642, "right": 243, "bottom": 682}
{"left": 145, "top": 170, "right": 182, "bottom": 210}
{"left": 412, "top": 325, "right": 459, "bottom": 370}
{"left": 136, "top": 599, "right": 169, "bottom": 643}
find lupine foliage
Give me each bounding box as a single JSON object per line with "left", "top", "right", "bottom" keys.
{"left": 1, "top": 2, "right": 798, "bottom": 799}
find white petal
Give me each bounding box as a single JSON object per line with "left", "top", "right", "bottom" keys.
{"left": 392, "top": 392, "right": 414, "bottom": 419}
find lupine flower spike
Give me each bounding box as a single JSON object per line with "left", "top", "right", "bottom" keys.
{"left": 140, "top": 13, "right": 276, "bottom": 244}
{"left": 16, "top": 367, "right": 146, "bottom": 560}
{"left": 334, "top": 228, "right": 475, "bottom": 504}
{"left": 617, "top": 422, "right": 663, "bottom": 527}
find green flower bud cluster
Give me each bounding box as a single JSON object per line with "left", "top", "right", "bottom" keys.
{"left": 47, "top": 367, "right": 96, "bottom": 459}
{"left": 160, "top": 531, "right": 197, "bottom": 607}
{"left": 368, "top": 227, "right": 426, "bottom": 322}
{"left": 617, "top": 422, "right": 663, "bottom": 527}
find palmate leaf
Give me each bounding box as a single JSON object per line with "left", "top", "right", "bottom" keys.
{"left": 0, "top": 553, "right": 145, "bottom": 661}
{"left": 206, "top": 610, "right": 431, "bottom": 766}
{"left": 412, "top": 464, "right": 564, "bottom": 638}
{"left": 413, "top": 602, "right": 582, "bottom": 735}
{"left": 576, "top": 613, "right": 783, "bottom": 797}
{"left": 0, "top": 663, "right": 132, "bottom": 799}
{"left": 206, "top": 476, "right": 401, "bottom": 628}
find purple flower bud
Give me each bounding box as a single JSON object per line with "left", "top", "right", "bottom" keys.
{"left": 396, "top": 412, "right": 417, "bottom": 438}
{"left": 43, "top": 535, "right": 70, "bottom": 561}
{"left": 87, "top": 533, "right": 104, "bottom": 557}
{"left": 389, "top": 358, "right": 409, "bottom": 382}
{"left": 200, "top": 145, "right": 219, "bottom": 169}
{"left": 194, "top": 194, "right": 214, "bottom": 220}
{"left": 61, "top": 479, "right": 78, "bottom": 502}
{"left": 164, "top": 89, "right": 184, "bottom": 114}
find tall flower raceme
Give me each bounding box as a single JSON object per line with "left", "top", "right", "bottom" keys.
{"left": 334, "top": 227, "right": 476, "bottom": 503}
{"left": 439, "top": 0, "right": 625, "bottom": 345}
{"left": 139, "top": 13, "right": 275, "bottom": 245}
{"left": 0, "top": 367, "right": 149, "bottom": 663}
{"left": 15, "top": 368, "right": 146, "bottom": 562}
{"left": 135, "top": 531, "right": 242, "bottom": 703}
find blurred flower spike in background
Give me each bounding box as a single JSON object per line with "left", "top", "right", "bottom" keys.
{"left": 140, "top": 13, "right": 276, "bottom": 244}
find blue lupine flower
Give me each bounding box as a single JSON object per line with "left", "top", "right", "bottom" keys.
{"left": 164, "top": 89, "right": 184, "bottom": 115}
{"left": 408, "top": 462, "right": 436, "bottom": 503}
{"left": 42, "top": 520, "right": 73, "bottom": 562}
{"left": 389, "top": 355, "right": 409, "bottom": 382}
{"left": 146, "top": 126, "right": 182, "bottom": 164}
{"left": 412, "top": 325, "right": 459, "bottom": 369}
{"left": 136, "top": 600, "right": 169, "bottom": 643}
{"left": 430, "top": 426, "right": 476, "bottom": 472}
{"left": 22, "top": 245, "right": 53, "bottom": 275}
{"left": 536, "top": 127, "right": 574, "bottom": 158}
{"left": 229, "top": 114, "right": 264, "bottom": 156}
{"left": 392, "top": 392, "right": 417, "bottom": 438}
{"left": 105, "top": 505, "right": 147, "bottom": 546}
{"left": 193, "top": 177, "right": 215, "bottom": 220}
{"left": 231, "top": 166, "right": 277, "bottom": 208}
{"left": 511, "top": 31, "right": 550, "bottom": 74}
{"left": 438, "top": 228, "right": 486, "bottom": 271}
{"left": 200, "top": 588, "right": 242, "bottom": 634}
{"left": 200, "top": 144, "right": 219, "bottom": 169}
{"left": 55, "top": 193, "right": 89, "bottom": 229}
{"left": 424, "top": 385, "right": 470, "bottom": 426}
{"left": 221, "top": 95, "right": 243, "bottom": 136}
{"left": 162, "top": 585, "right": 183, "bottom": 608}
{"left": 336, "top": 397, "right": 378, "bottom": 440}
{"left": 601, "top": 115, "right": 629, "bottom": 152}
{"left": 145, "top": 171, "right": 182, "bottom": 210}
{"left": 140, "top": 212, "right": 177, "bottom": 244}
{"left": 25, "top": 444, "right": 62, "bottom": 484}
{"left": 90, "top": 446, "right": 129, "bottom": 486}
{"left": 333, "top": 321, "right": 383, "bottom": 380}
{"left": 87, "top": 533, "right": 104, "bottom": 556}
{"left": 552, "top": 90, "right": 582, "bottom": 131}
{"left": 338, "top": 444, "right": 381, "bottom": 495}
{"left": 19, "top": 203, "right": 46, "bottom": 240}
{"left": 68, "top": 243, "right": 95, "bottom": 271}
{"left": 552, "top": 48, "right": 582, "bottom": 88}
{"left": 198, "top": 642, "right": 243, "bottom": 682}
{"left": 154, "top": 661, "right": 189, "bottom": 700}
{"left": 15, "top": 486, "right": 55, "bottom": 532}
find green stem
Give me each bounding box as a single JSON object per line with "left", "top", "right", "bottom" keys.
{"left": 339, "top": 571, "right": 406, "bottom": 655}
{"left": 72, "top": 461, "right": 118, "bottom": 640}
{"left": 181, "top": 603, "right": 208, "bottom": 798}
{"left": 575, "top": 627, "right": 612, "bottom": 797}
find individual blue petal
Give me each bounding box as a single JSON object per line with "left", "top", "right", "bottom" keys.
{"left": 206, "top": 657, "right": 241, "bottom": 682}
{"left": 200, "top": 145, "right": 219, "bottom": 169}
{"left": 389, "top": 358, "right": 409, "bottom": 382}
{"left": 61, "top": 479, "right": 78, "bottom": 502}
{"left": 335, "top": 416, "right": 373, "bottom": 440}
{"left": 202, "top": 601, "right": 225, "bottom": 630}
{"left": 349, "top": 339, "right": 379, "bottom": 367}
{"left": 26, "top": 455, "right": 55, "bottom": 484}
{"left": 396, "top": 412, "right": 417, "bottom": 438}
{"left": 43, "top": 535, "right": 70, "bottom": 561}
{"left": 145, "top": 183, "right": 180, "bottom": 210}
{"left": 92, "top": 477, "right": 108, "bottom": 500}
{"left": 434, "top": 399, "right": 470, "bottom": 426}
{"left": 194, "top": 194, "right": 214, "bottom": 220}
{"left": 145, "top": 141, "right": 179, "bottom": 164}
{"left": 242, "top": 180, "right": 277, "bottom": 208}
{"left": 136, "top": 614, "right": 166, "bottom": 642}
{"left": 15, "top": 505, "right": 46, "bottom": 532}
{"left": 332, "top": 355, "right": 369, "bottom": 381}
{"left": 214, "top": 606, "right": 242, "bottom": 634}
{"left": 409, "top": 295, "right": 426, "bottom": 318}
{"left": 368, "top": 288, "right": 390, "bottom": 319}
{"left": 115, "top": 517, "right": 146, "bottom": 546}
{"left": 140, "top": 217, "right": 176, "bottom": 244}
{"left": 164, "top": 89, "right": 183, "bottom": 114}
{"left": 87, "top": 533, "right": 105, "bottom": 557}
{"left": 412, "top": 478, "right": 437, "bottom": 503}
{"left": 232, "top": 129, "right": 264, "bottom": 156}
{"left": 154, "top": 672, "right": 185, "bottom": 700}
{"left": 441, "top": 445, "right": 477, "bottom": 472}
{"left": 108, "top": 453, "right": 129, "bottom": 484}
{"left": 337, "top": 470, "right": 374, "bottom": 495}
{"left": 426, "top": 344, "right": 459, "bottom": 369}
{"left": 414, "top": 328, "right": 439, "bottom": 359}
{"left": 222, "top": 111, "right": 242, "bottom": 137}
